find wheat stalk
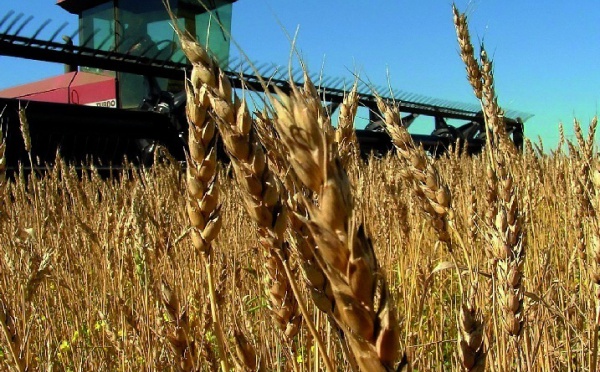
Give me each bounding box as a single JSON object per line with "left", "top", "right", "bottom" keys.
{"left": 0, "top": 292, "right": 25, "bottom": 372}
{"left": 590, "top": 161, "right": 600, "bottom": 370}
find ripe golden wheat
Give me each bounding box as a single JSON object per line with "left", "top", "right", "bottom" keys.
{"left": 0, "top": 4, "right": 597, "bottom": 372}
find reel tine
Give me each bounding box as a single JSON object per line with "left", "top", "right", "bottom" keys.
{"left": 13, "top": 15, "right": 33, "bottom": 38}
{"left": 3, "top": 12, "right": 23, "bottom": 34}
{"left": 48, "top": 22, "right": 68, "bottom": 44}
{"left": 30, "top": 19, "right": 52, "bottom": 41}
{"left": 0, "top": 10, "right": 15, "bottom": 30}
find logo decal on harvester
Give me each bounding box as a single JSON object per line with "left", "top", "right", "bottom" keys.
{"left": 85, "top": 99, "right": 117, "bottom": 108}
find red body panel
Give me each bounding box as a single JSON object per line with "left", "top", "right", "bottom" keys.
{"left": 71, "top": 73, "right": 117, "bottom": 107}
{"left": 0, "top": 71, "right": 117, "bottom": 108}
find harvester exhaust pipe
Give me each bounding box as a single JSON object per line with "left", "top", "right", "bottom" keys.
{"left": 62, "top": 36, "right": 78, "bottom": 73}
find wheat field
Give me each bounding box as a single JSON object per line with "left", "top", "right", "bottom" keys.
{"left": 0, "top": 4, "right": 598, "bottom": 372}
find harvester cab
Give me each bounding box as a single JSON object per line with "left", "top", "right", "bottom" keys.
{"left": 59, "top": 0, "right": 234, "bottom": 110}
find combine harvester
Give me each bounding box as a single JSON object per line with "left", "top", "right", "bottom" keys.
{"left": 0, "top": 0, "right": 532, "bottom": 169}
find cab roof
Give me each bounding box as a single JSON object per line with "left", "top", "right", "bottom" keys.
{"left": 57, "top": 0, "right": 238, "bottom": 14}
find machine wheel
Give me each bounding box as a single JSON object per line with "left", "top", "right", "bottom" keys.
{"left": 432, "top": 126, "right": 461, "bottom": 140}
{"left": 431, "top": 126, "right": 464, "bottom": 157}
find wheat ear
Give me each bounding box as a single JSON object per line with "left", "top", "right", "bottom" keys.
{"left": 160, "top": 279, "right": 197, "bottom": 371}
{"left": 180, "top": 35, "right": 230, "bottom": 372}
{"left": 479, "top": 48, "right": 519, "bottom": 157}
{"left": 572, "top": 157, "right": 587, "bottom": 259}
{"left": 452, "top": 4, "right": 496, "bottom": 149}
{"left": 452, "top": 4, "right": 483, "bottom": 100}
{"left": 335, "top": 83, "right": 360, "bottom": 167}
{"left": 213, "top": 93, "right": 302, "bottom": 340}
{"left": 254, "top": 110, "right": 357, "bottom": 371}
{"left": 271, "top": 74, "right": 404, "bottom": 371}
{"left": 376, "top": 97, "right": 451, "bottom": 245}
{"left": 453, "top": 4, "right": 517, "bottom": 159}
{"left": 232, "top": 327, "right": 261, "bottom": 371}
{"left": 573, "top": 118, "right": 596, "bottom": 218}
{"left": 254, "top": 111, "right": 338, "bottom": 315}
{"left": 453, "top": 10, "right": 526, "bottom": 364}
{"left": 376, "top": 97, "right": 488, "bottom": 369}
{"left": 24, "top": 250, "right": 53, "bottom": 303}
{"left": 183, "top": 38, "right": 306, "bottom": 346}
{"left": 489, "top": 154, "right": 526, "bottom": 363}
{"left": 458, "top": 284, "right": 486, "bottom": 372}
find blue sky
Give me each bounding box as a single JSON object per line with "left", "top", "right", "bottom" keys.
{"left": 1, "top": 1, "right": 599, "bottom": 149}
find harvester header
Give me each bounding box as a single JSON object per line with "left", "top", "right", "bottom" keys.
{"left": 0, "top": 1, "right": 532, "bottom": 169}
